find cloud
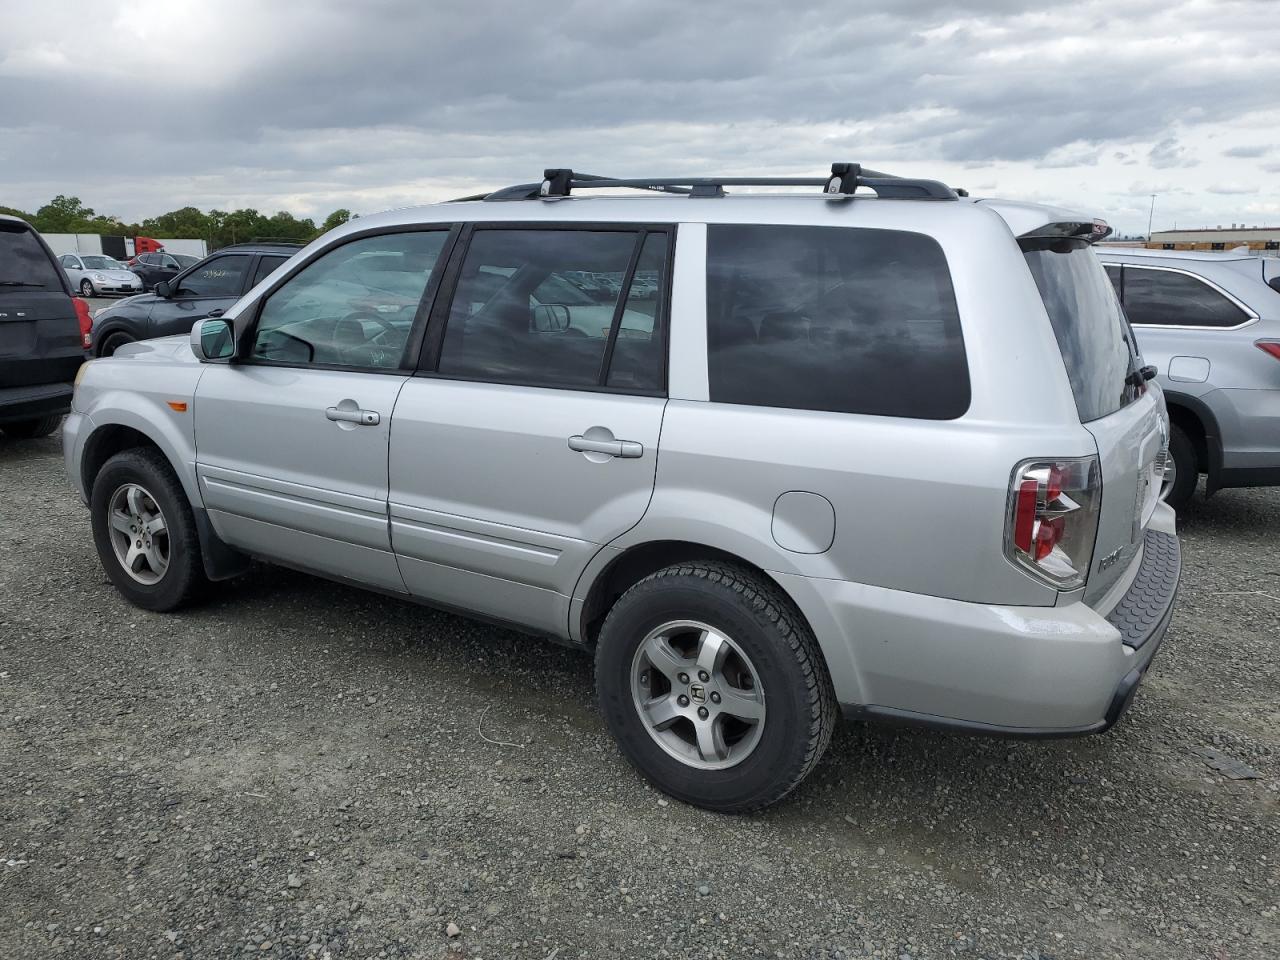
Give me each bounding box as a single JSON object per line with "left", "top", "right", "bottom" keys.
{"left": 1206, "top": 183, "right": 1260, "bottom": 195}
{"left": 1148, "top": 136, "right": 1198, "bottom": 169}
{"left": 1222, "top": 144, "right": 1272, "bottom": 158}
{"left": 0, "top": 0, "right": 1276, "bottom": 235}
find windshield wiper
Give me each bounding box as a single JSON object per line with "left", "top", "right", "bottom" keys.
{"left": 0, "top": 280, "right": 46, "bottom": 287}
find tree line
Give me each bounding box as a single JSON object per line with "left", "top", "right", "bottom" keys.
{"left": 0, "top": 195, "right": 355, "bottom": 249}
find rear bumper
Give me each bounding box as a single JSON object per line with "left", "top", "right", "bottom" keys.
{"left": 791, "top": 511, "right": 1181, "bottom": 736}
{"left": 0, "top": 382, "right": 73, "bottom": 424}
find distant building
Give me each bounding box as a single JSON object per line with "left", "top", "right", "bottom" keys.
{"left": 1146, "top": 225, "right": 1280, "bottom": 256}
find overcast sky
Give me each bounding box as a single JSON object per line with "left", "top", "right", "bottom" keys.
{"left": 1, "top": 0, "right": 1277, "bottom": 234}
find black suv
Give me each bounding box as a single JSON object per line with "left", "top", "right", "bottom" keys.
{"left": 0, "top": 215, "right": 88, "bottom": 439}
{"left": 91, "top": 243, "right": 301, "bottom": 357}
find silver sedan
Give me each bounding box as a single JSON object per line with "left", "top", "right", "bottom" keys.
{"left": 59, "top": 253, "right": 143, "bottom": 297}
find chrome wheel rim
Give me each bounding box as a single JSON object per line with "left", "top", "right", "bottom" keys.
{"left": 107, "top": 483, "right": 169, "bottom": 585}
{"left": 630, "top": 619, "right": 766, "bottom": 771}
{"left": 80, "top": 279, "right": 93, "bottom": 296}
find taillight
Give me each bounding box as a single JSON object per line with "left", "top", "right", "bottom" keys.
{"left": 1256, "top": 340, "right": 1280, "bottom": 361}
{"left": 1005, "top": 458, "right": 1101, "bottom": 589}
{"left": 72, "top": 296, "right": 92, "bottom": 350}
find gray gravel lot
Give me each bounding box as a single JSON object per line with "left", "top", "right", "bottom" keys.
{"left": 1, "top": 427, "right": 1277, "bottom": 959}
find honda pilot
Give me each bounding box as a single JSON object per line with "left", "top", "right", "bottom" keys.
{"left": 64, "top": 165, "right": 1180, "bottom": 811}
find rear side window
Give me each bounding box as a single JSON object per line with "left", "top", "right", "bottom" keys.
{"left": 705, "top": 224, "right": 969, "bottom": 419}
{"left": 1120, "top": 266, "right": 1249, "bottom": 328}
{"left": 1022, "top": 240, "right": 1139, "bottom": 422}
{"left": 252, "top": 255, "right": 290, "bottom": 287}
{"left": 0, "top": 223, "right": 62, "bottom": 288}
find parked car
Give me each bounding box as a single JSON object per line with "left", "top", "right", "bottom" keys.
{"left": 91, "top": 243, "right": 300, "bottom": 356}
{"left": 65, "top": 166, "right": 1180, "bottom": 812}
{"left": 59, "top": 253, "right": 143, "bottom": 297}
{"left": 1098, "top": 247, "right": 1280, "bottom": 509}
{"left": 127, "top": 251, "right": 200, "bottom": 291}
{"left": 0, "top": 215, "right": 90, "bottom": 439}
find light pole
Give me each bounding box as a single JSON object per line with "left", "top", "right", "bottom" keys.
{"left": 1147, "top": 194, "right": 1157, "bottom": 241}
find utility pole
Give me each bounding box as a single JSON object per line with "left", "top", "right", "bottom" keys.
{"left": 1147, "top": 194, "right": 1157, "bottom": 241}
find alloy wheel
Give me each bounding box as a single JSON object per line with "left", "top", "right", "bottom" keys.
{"left": 630, "top": 619, "right": 766, "bottom": 770}
{"left": 106, "top": 483, "right": 170, "bottom": 585}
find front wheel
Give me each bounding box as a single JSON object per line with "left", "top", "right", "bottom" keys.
{"left": 98, "top": 332, "right": 134, "bottom": 357}
{"left": 79, "top": 278, "right": 94, "bottom": 297}
{"left": 595, "top": 561, "right": 835, "bottom": 812}
{"left": 90, "top": 447, "right": 207, "bottom": 611}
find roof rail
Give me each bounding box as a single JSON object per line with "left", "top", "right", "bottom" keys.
{"left": 475, "top": 164, "right": 960, "bottom": 202}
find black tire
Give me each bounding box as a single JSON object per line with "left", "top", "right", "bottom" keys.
{"left": 1163, "top": 422, "right": 1198, "bottom": 511}
{"left": 1, "top": 415, "right": 63, "bottom": 439}
{"left": 90, "top": 447, "right": 207, "bottom": 611}
{"left": 595, "top": 561, "right": 836, "bottom": 813}
{"left": 80, "top": 278, "right": 94, "bottom": 297}
{"left": 98, "top": 332, "right": 134, "bottom": 357}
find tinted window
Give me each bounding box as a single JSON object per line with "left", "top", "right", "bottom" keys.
{"left": 705, "top": 224, "right": 969, "bottom": 419}
{"left": 252, "top": 255, "right": 289, "bottom": 287}
{"left": 437, "top": 229, "right": 657, "bottom": 390}
{"left": 1121, "top": 266, "right": 1248, "bottom": 328}
{"left": 0, "top": 224, "right": 62, "bottom": 288}
{"left": 251, "top": 231, "right": 448, "bottom": 370}
{"left": 607, "top": 232, "right": 667, "bottom": 392}
{"left": 1022, "top": 240, "right": 1138, "bottom": 422}
{"left": 174, "top": 255, "right": 199, "bottom": 268}
{"left": 81, "top": 256, "right": 125, "bottom": 270}
{"left": 177, "top": 255, "right": 250, "bottom": 297}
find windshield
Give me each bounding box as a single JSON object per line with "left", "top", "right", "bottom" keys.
{"left": 1022, "top": 238, "right": 1140, "bottom": 422}
{"left": 174, "top": 255, "right": 199, "bottom": 267}
{"left": 81, "top": 256, "right": 127, "bottom": 270}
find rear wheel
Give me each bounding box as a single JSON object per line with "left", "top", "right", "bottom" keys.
{"left": 1162, "top": 422, "right": 1198, "bottom": 511}
{"left": 1, "top": 415, "right": 62, "bottom": 439}
{"left": 595, "top": 561, "right": 835, "bottom": 812}
{"left": 99, "top": 332, "right": 134, "bottom": 357}
{"left": 79, "top": 278, "right": 94, "bottom": 297}
{"left": 90, "top": 447, "right": 207, "bottom": 611}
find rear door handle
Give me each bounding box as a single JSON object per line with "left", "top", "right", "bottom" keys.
{"left": 326, "top": 405, "right": 380, "bottom": 426}
{"left": 568, "top": 434, "right": 643, "bottom": 458}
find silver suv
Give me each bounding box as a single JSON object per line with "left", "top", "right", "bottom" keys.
{"left": 64, "top": 165, "right": 1180, "bottom": 811}
{"left": 1097, "top": 247, "right": 1280, "bottom": 508}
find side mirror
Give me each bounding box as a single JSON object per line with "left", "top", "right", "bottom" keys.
{"left": 532, "top": 303, "right": 571, "bottom": 333}
{"left": 155, "top": 280, "right": 172, "bottom": 298}
{"left": 191, "top": 317, "right": 235, "bottom": 362}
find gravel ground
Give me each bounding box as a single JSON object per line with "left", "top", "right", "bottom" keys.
{"left": 1, "top": 427, "right": 1277, "bottom": 960}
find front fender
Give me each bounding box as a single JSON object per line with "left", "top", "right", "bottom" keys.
{"left": 75, "top": 385, "right": 204, "bottom": 508}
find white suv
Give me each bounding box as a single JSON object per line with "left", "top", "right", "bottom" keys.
{"left": 64, "top": 165, "right": 1180, "bottom": 811}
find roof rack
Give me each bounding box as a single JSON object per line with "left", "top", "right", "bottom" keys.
{"left": 473, "top": 164, "right": 962, "bottom": 202}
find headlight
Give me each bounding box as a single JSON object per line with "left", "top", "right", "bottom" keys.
{"left": 93, "top": 273, "right": 106, "bottom": 281}
{"left": 74, "top": 360, "right": 94, "bottom": 387}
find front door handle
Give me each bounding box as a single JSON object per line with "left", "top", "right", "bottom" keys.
{"left": 568, "top": 434, "right": 643, "bottom": 458}
{"left": 326, "top": 405, "right": 380, "bottom": 426}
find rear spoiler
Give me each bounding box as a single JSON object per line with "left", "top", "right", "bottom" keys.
{"left": 1019, "top": 219, "right": 1113, "bottom": 244}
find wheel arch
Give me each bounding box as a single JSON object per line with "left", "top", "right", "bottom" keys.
{"left": 93, "top": 322, "right": 140, "bottom": 357}
{"left": 79, "top": 410, "right": 200, "bottom": 510}
{"left": 1163, "top": 390, "right": 1223, "bottom": 493}
{"left": 575, "top": 537, "right": 863, "bottom": 716}
{"left": 80, "top": 417, "right": 248, "bottom": 582}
